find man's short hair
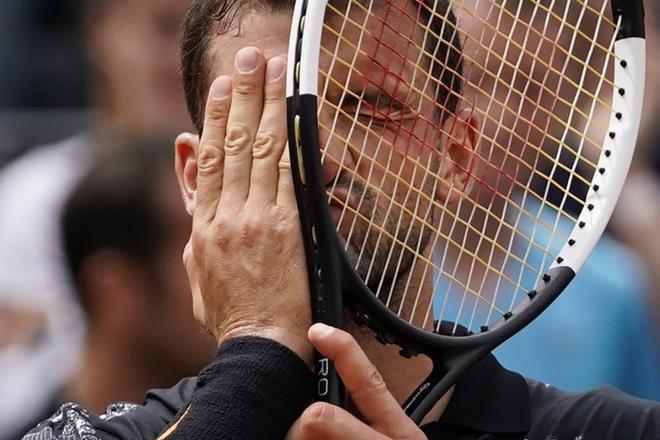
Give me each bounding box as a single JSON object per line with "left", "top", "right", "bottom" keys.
{"left": 62, "top": 134, "right": 178, "bottom": 313}
{"left": 180, "top": 0, "right": 463, "bottom": 133}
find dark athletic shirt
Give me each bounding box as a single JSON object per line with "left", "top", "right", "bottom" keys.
{"left": 22, "top": 337, "right": 660, "bottom": 440}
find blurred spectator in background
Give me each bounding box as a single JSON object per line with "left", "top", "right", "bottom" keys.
{"left": 6, "top": 135, "right": 214, "bottom": 440}
{"left": 0, "top": 0, "right": 86, "bottom": 109}
{"left": 0, "top": 0, "right": 87, "bottom": 164}
{"left": 0, "top": 0, "right": 192, "bottom": 436}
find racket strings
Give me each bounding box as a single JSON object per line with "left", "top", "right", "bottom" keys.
{"left": 315, "top": 79, "right": 591, "bottom": 273}
{"left": 457, "top": 0, "right": 557, "bottom": 330}
{"left": 325, "top": 190, "right": 506, "bottom": 314}
{"left": 325, "top": 1, "right": 617, "bottom": 157}
{"left": 317, "top": 75, "right": 594, "bottom": 212}
{"left": 317, "top": 0, "right": 621, "bottom": 332}
{"left": 319, "top": 37, "right": 610, "bottom": 178}
{"left": 328, "top": 0, "right": 592, "bottom": 320}
{"left": 336, "top": 0, "right": 618, "bottom": 94}
{"left": 446, "top": 0, "right": 621, "bottom": 330}
{"left": 443, "top": 0, "right": 619, "bottom": 87}
{"left": 317, "top": 24, "right": 610, "bottom": 208}
{"left": 317, "top": 118, "right": 563, "bottom": 265}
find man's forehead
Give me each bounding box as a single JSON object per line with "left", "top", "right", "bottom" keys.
{"left": 207, "top": 2, "right": 429, "bottom": 82}
{"left": 322, "top": 3, "right": 429, "bottom": 80}
{"left": 207, "top": 9, "right": 292, "bottom": 76}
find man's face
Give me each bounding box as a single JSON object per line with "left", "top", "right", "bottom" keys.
{"left": 206, "top": 5, "right": 477, "bottom": 299}
{"left": 89, "top": 0, "right": 192, "bottom": 131}
{"left": 318, "top": 3, "right": 455, "bottom": 295}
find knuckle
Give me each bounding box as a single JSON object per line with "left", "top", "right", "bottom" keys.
{"left": 365, "top": 364, "right": 387, "bottom": 393}
{"left": 278, "top": 161, "right": 292, "bottom": 175}
{"left": 197, "top": 146, "right": 223, "bottom": 174}
{"left": 205, "top": 98, "right": 230, "bottom": 123}
{"left": 214, "top": 215, "right": 233, "bottom": 234}
{"left": 190, "top": 231, "right": 209, "bottom": 256}
{"left": 233, "top": 77, "right": 259, "bottom": 96}
{"left": 224, "top": 126, "right": 252, "bottom": 155}
{"left": 212, "top": 217, "right": 234, "bottom": 249}
{"left": 213, "top": 233, "right": 231, "bottom": 251}
{"left": 240, "top": 218, "right": 262, "bottom": 242}
{"left": 252, "top": 134, "right": 279, "bottom": 159}
{"left": 214, "top": 235, "right": 231, "bottom": 250}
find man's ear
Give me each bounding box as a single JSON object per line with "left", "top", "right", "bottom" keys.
{"left": 175, "top": 132, "right": 200, "bottom": 215}
{"left": 436, "top": 109, "right": 481, "bottom": 206}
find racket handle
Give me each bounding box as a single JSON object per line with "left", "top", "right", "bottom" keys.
{"left": 310, "top": 274, "right": 345, "bottom": 406}
{"left": 311, "top": 284, "right": 345, "bottom": 406}
{"left": 314, "top": 354, "right": 345, "bottom": 406}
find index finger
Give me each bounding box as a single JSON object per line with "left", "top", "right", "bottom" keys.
{"left": 195, "top": 76, "right": 232, "bottom": 224}
{"left": 308, "top": 324, "right": 423, "bottom": 438}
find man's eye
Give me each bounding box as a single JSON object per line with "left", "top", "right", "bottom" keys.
{"left": 363, "top": 92, "right": 394, "bottom": 110}
{"left": 341, "top": 91, "right": 406, "bottom": 120}
{"left": 339, "top": 93, "right": 361, "bottom": 111}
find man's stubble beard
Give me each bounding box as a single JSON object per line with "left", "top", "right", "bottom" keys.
{"left": 332, "top": 164, "right": 438, "bottom": 308}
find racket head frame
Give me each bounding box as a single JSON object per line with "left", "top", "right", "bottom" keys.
{"left": 286, "top": 0, "right": 646, "bottom": 424}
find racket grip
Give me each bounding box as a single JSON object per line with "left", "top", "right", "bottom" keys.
{"left": 309, "top": 271, "right": 345, "bottom": 406}
{"left": 311, "top": 286, "right": 345, "bottom": 406}
{"left": 314, "top": 353, "right": 345, "bottom": 406}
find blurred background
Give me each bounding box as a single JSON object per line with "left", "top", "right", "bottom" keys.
{"left": 0, "top": 0, "right": 215, "bottom": 438}
{"left": 0, "top": 0, "right": 88, "bottom": 165}
{"left": 0, "top": 0, "right": 659, "bottom": 439}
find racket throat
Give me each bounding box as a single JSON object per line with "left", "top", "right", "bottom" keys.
{"left": 403, "top": 348, "right": 489, "bottom": 425}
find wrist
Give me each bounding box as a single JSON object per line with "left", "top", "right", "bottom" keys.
{"left": 218, "top": 324, "right": 314, "bottom": 368}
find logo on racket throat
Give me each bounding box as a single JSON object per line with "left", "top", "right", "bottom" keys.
{"left": 317, "top": 357, "right": 331, "bottom": 397}
{"left": 403, "top": 382, "right": 431, "bottom": 412}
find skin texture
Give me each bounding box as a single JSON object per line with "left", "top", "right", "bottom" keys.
{"left": 174, "top": 8, "right": 479, "bottom": 438}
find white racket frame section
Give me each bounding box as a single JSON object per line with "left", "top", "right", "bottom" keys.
{"left": 549, "top": 37, "right": 646, "bottom": 274}
{"left": 287, "top": 0, "right": 329, "bottom": 98}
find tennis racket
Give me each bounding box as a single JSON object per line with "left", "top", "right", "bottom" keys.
{"left": 286, "top": 0, "right": 646, "bottom": 424}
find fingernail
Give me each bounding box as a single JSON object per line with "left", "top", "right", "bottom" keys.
{"left": 211, "top": 76, "right": 232, "bottom": 98}
{"left": 310, "top": 323, "right": 335, "bottom": 337}
{"left": 266, "top": 56, "right": 286, "bottom": 82}
{"left": 236, "top": 47, "right": 259, "bottom": 73}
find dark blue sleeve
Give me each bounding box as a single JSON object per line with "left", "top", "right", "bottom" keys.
{"left": 164, "top": 337, "right": 314, "bottom": 440}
